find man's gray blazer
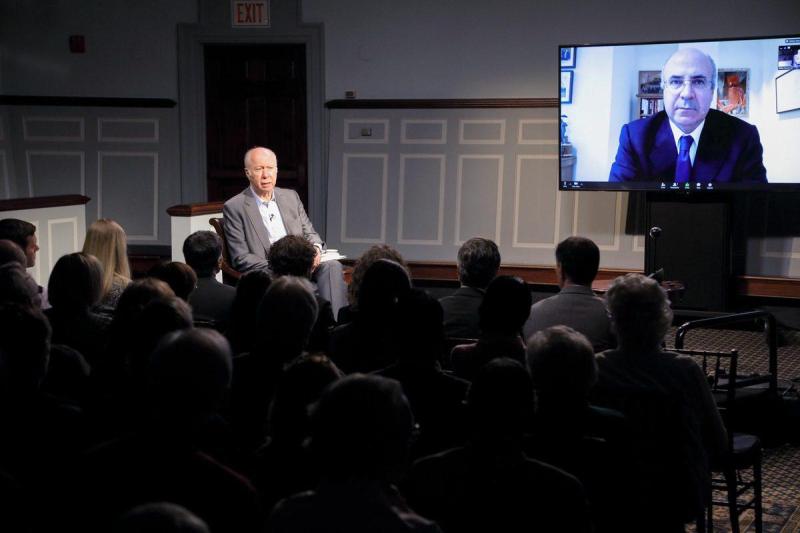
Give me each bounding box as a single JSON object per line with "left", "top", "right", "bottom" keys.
{"left": 522, "top": 284, "right": 615, "bottom": 352}
{"left": 222, "top": 186, "right": 323, "bottom": 273}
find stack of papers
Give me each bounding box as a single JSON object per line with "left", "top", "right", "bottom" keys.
{"left": 321, "top": 249, "right": 346, "bottom": 262}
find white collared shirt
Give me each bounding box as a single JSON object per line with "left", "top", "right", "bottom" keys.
{"left": 668, "top": 119, "right": 705, "bottom": 167}
{"left": 251, "top": 187, "right": 287, "bottom": 244}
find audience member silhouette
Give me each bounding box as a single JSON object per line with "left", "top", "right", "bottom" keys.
{"left": 523, "top": 236, "right": 615, "bottom": 352}
{"left": 82, "top": 218, "right": 131, "bottom": 311}
{"left": 0, "top": 219, "right": 38, "bottom": 269}
{"left": 126, "top": 297, "right": 194, "bottom": 396}
{"left": 267, "top": 235, "right": 336, "bottom": 351}
{"left": 450, "top": 275, "right": 531, "bottom": 381}
{"left": 329, "top": 258, "right": 412, "bottom": 373}
{"left": 183, "top": 230, "right": 236, "bottom": 330}
{"left": 253, "top": 353, "right": 343, "bottom": 512}
{"left": 225, "top": 269, "right": 272, "bottom": 356}
{"left": 148, "top": 261, "right": 198, "bottom": 302}
{"left": 404, "top": 358, "right": 591, "bottom": 533}
{"left": 114, "top": 502, "right": 209, "bottom": 533}
{"left": 339, "top": 244, "right": 409, "bottom": 324}
{"left": 376, "top": 289, "right": 470, "bottom": 458}
{"left": 76, "top": 328, "right": 260, "bottom": 533}
{"left": 92, "top": 278, "right": 176, "bottom": 435}
{"left": 270, "top": 374, "right": 441, "bottom": 533}
{"left": 45, "top": 252, "right": 109, "bottom": 368}
{"left": 0, "top": 304, "right": 86, "bottom": 532}
{"left": 0, "top": 262, "right": 42, "bottom": 310}
{"left": 440, "top": 237, "right": 500, "bottom": 339}
{"left": 0, "top": 238, "right": 27, "bottom": 267}
{"left": 593, "top": 273, "right": 728, "bottom": 531}
{"left": 526, "top": 325, "right": 632, "bottom": 533}
{"left": 230, "top": 276, "right": 319, "bottom": 457}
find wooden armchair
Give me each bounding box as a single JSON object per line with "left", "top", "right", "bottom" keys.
{"left": 208, "top": 217, "right": 242, "bottom": 286}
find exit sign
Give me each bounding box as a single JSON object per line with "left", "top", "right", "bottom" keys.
{"left": 231, "top": 0, "right": 270, "bottom": 27}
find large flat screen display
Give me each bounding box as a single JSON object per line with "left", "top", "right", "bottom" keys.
{"left": 558, "top": 35, "right": 800, "bottom": 192}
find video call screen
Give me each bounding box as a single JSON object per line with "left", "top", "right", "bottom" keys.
{"left": 558, "top": 35, "right": 800, "bottom": 192}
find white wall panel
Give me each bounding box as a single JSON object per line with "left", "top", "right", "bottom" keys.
{"left": 340, "top": 154, "right": 388, "bottom": 243}
{"left": 398, "top": 154, "right": 445, "bottom": 244}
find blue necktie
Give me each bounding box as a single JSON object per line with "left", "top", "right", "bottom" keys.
{"left": 675, "top": 135, "right": 693, "bottom": 183}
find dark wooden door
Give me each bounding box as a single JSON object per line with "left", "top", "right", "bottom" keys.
{"left": 204, "top": 44, "right": 308, "bottom": 204}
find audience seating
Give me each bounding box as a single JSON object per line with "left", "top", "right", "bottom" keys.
{"left": 673, "top": 347, "right": 763, "bottom": 533}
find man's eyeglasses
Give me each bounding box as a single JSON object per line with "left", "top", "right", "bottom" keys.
{"left": 665, "top": 77, "right": 711, "bottom": 91}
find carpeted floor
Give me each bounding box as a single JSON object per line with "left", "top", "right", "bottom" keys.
{"left": 671, "top": 326, "right": 800, "bottom": 532}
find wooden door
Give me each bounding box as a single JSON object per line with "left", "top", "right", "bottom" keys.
{"left": 204, "top": 44, "right": 308, "bottom": 204}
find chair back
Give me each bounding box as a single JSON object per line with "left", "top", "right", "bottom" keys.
{"left": 672, "top": 348, "right": 738, "bottom": 440}
{"left": 208, "top": 217, "right": 242, "bottom": 286}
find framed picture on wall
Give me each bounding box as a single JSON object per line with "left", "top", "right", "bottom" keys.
{"left": 561, "top": 70, "right": 574, "bottom": 104}
{"left": 560, "top": 47, "right": 576, "bottom": 68}
{"left": 716, "top": 68, "right": 749, "bottom": 117}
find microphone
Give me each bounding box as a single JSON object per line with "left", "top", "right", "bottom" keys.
{"left": 647, "top": 226, "right": 664, "bottom": 282}
{"left": 649, "top": 226, "right": 662, "bottom": 239}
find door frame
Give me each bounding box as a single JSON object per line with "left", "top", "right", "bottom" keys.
{"left": 177, "top": 19, "right": 327, "bottom": 233}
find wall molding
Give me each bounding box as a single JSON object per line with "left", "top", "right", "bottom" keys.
{"left": 403, "top": 261, "right": 800, "bottom": 299}
{"left": 166, "top": 201, "right": 225, "bottom": 217}
{"left": 0, "top": 95, "right": 176, "bottom": 108}
{"left": 0, "top": 194, "right": 90, "bottom": 212}
{"left": 326, "top": 98, "right": 558, "bottom": 109}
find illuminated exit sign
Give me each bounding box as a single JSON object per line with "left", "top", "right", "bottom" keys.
{"left": 231, "top": 1, "right": 270, "bottom": 27}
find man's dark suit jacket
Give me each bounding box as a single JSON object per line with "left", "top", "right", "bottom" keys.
{"left": 188, "top": 276, "right": 236, "bottom": 330}
{"left": 609, "top": 109, "right": 767, "bottom": 183}
{"left": 439, "top": 286, "right": 484, "bottom": 339}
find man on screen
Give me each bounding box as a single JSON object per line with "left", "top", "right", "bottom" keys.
{"left": 609, "top": 48, "right": 767, "bottom": 184}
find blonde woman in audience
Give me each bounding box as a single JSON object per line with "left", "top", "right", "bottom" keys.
{"left": 82, "top": 218, "right": 131, "bottom": 310}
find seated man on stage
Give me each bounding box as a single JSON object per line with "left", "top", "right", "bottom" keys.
{"left": 223, "top": 146, "right": 347, "bottom": 316}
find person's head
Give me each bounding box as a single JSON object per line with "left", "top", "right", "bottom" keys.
{"left": 47, "top": 252, "right": 103, "bottom": 310}
{"left": 395, "top": 288, "right": 445, "bottom": 363}
{"left": 661, "top": 48, "right": 717, "bottom": 134}
{"left": 148, "top": 261, "right": 198, "bottom": 301}
{"left": 182, "top": 231, "right": 222, "bottom": 278}
{"left": 457, "top": 237, "right": 501, "bottom": 290}
{"left": 605, "top": 273, "right": 673, "bottom": 352}
{"left": 526, "top": 326, "right": 597, "bottom": 404}
{"left": 227, "top": 270, "right": 272, "bottom": 354}
{"left": 479, "top": 275, "right": 532, "bottom": 336}
{"left": 267, "top": 235, "right": 316, "bottom": 279}
{"left": 114, "top": 502, "right": 209, "bottom": 533}
{"left": 358, "top": 258, "right": 412, "bottom": 316}
{"left": 111, "top": 278, "right": 176, "bottom": 335}
{"left": 555, "top": 236, "right": 600, "bottom": 287}
{"left": 82, "top": 218, "right": 131, "bottom": 297}
{"left": 0, "top": 239, "right": 28, "bottom": 267}
{"left": 268, "top": 353, "right": 343, "bottom": 443}
{"left": 147, "top": 328, "right": 232, "bottom": 426}
{"left": 348, "top": 245, "right": 408, "bottom": 307}
{"left": 244, "top": 146, "right": 278, "bottom": 199}
{"left": 0, "top": 219, "right": 37, "bottom": 268}
{"left": 309, "top": 374, "right": 414, "bottom": 481}
{"left": 0, "top": 263, "right": 41, "bottom": 308}
{"left": 129, "top": 297, "right": 194, "bottom": 385}
{"left": 0, "top": 304, "right": 51, "bottom": 393}
{"left": 467, "top": 357, "right": 534, "bottom": 445}
{"left": 255, "top": 276, "right": 318, "bottom": 362}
